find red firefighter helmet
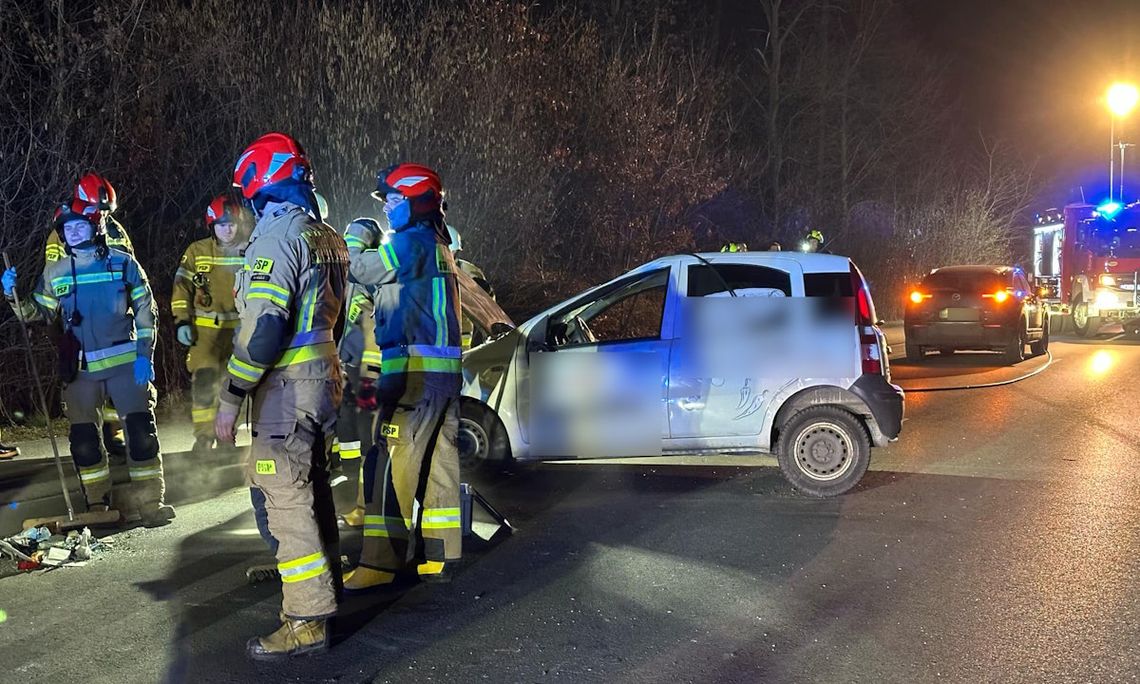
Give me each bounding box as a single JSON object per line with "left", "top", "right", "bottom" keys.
{"left": 372, "top": 163, "right": 444, "bottom": 217}
{"left": 204, "top": 191, "right": 247, "bottom": 231}
{"left": 73, "top": 173, "right": 118, "bottom": 213}
{"left": 232, "top": 132, "right": 312, "bottom": 200}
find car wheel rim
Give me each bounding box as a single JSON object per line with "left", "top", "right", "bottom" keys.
{"left": 1073, "top": 302, "right": 1088, "bottom": 328}
{"left": 458, "top": 417, "right": 489, "bottom": 467}
{"left": 794, "top": 422, "right": 855, "bottom": 482}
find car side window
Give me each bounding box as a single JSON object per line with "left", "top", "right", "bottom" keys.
{"left": 553, "top": 268, "right": 670, "bottom": 345}
{"left": 1013, "top": 273, "right": 1031, "bottom": 294}
{"left": 687, "top": 264, "right": 792, "bottom": 297}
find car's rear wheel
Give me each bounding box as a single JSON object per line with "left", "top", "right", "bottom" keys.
{"left": 1071, "top": 297, "right": 1101, "bottom": 338}
{"left": 776, "top": 406, "right": 871, "bottom": 498}
{"left": 458, "top": 400, "right": 512, "bottom": 478}
{"left": 905, "top": 342, "right": 924, "bottom": 363}
{"left": 1030, "top": 318, "right": 1050, "bottom": 356}
{"left": 1004, "top": 326, "right": 1026, "bottom": 363}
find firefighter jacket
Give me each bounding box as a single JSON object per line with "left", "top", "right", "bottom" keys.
{"left": 348, "top": 220, "right": 462, "bottom": 379}
{"left": 339, "top": 219, "right": 382, "bottom": 375}
{"left": 45, "top": 217, "right": 134, "bottom": 264}
{"left": 10, "top": 245, "right": 156, "bottom": 379}
{"left": 219, "top": 202, "right": 349, "bottom": 410}
{"left": 171, "top": 237, "right": 244, "bottom": 331}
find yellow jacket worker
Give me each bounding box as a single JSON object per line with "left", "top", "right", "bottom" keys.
{"left": 172, "top": 192, "right": 251, "bottom": 451}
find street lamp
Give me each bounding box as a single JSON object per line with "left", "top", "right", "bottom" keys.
{"left": 1106, "top": 82, "right": 1139, "bottom": 202}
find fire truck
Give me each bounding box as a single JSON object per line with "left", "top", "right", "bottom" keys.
{"left": 1031, "top": 200, "right": 1140, "bottom": 336}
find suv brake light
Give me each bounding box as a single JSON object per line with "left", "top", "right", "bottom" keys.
{"left": 850, "top": 263, "right": 883, "bottom": 376}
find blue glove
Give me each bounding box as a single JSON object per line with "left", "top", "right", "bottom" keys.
{"left": 176, "top": 325, "right": 194, "bottom": 346}
{"left": 134, "top": 356, "right": 154, "bottom": 386}
{"left": 2, "top": 267, "right": 16, "bottom": 297}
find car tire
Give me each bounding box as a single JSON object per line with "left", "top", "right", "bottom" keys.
{"left": 775, "top": 406, "right": 871, "bottom": 498}
{"left": 1004, "top": 327, "right": 1026, "bottom": 363}
{"left": 1071, "top": 297, "right": 1101, "bottom": 338}
{"left": 458, "top": 400, "right": 513, "bottom": 478}
{"left": 1030, "top": 319, "right": 1049, "bottom": 356}
{"left": 905, "top": 342, "right": 923, "bottom": 363}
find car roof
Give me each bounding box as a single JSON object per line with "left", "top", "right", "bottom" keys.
{"left": 928, "top": 265, "right": 1012, "bottom": 276}
{"left": 640, "top": 251, "right": 852, "bottom": 274}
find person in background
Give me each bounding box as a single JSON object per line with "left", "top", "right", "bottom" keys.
{"left": 172, "top": 191, "right": 252, "bottom": 453}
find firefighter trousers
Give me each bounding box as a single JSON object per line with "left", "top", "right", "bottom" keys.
{"left": 187, "top": 327, "right": 235, "bottom": 441}
{"left": 334, "top": 365, "right": 376, "bottom": 509}
{"left": 360, "top": 373, "right": 462, "bottom": 571}
{"left": 63, "top": 369, "right": 163, "bottom": 510}
{"left": 248, "top": 376, "right": 342, "bottom": 620}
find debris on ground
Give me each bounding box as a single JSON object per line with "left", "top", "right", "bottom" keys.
{"left": 0, "top": 526, "right": 111, "bottom": 573}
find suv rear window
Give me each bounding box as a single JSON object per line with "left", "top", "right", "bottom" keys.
{"left": 687, "top": 264, "right": 792, "bottom": 297}
{"left": 922, "top": 270, "right": 1007, "bottom": 293}
{"left": 804, "top": 273, "right": 854, "bottom": 297}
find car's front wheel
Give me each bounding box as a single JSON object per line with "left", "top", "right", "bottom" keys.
{"left": 776, "top": 406, "right": 871, "bottom": 497}
{"left": 1030, "top": 318, "right": 1050, "bottom": 356}
{"left": 458, "top": 400, "right": 513, "bottom": 478}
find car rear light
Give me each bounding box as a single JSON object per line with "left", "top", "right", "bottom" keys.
{"left": 851, "top": 263, "right": 883, "bottom": 376}
{"left": 982, "top": 290, "right": 1009, "bottom": 303}
{"left": 908, "top": 291, "right": 931, "bottom": 304}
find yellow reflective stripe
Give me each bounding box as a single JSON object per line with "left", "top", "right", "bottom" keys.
{"left": 421, "top": 507, "right": 461, "bottom": 529}
{"left": 129, "top": 465, "right": 163, "bottom": 481}
{"left": 78, "top": 465, "right": 111, "bottom": 483}
{"left": 278, "top": 552, "right": 329, "bottom": 583}
{"left": 249, "top": 282, "right": 289, "bottom": 296}
{"left": 195, "top": 256, "right": 244, "bottom": 266}
{"left": 130, "top": 286, "right": 148, "bottom": 302}
{"left": 331, "top": 440, "right": 340, "bottom": 453}
{"left": 137, "top": 328, "right": 155, "bottom": 339}
{"left": 191, "top": 407, "right": 216, "bottom": 422}
{"left": 194, "top": 315, "right": 239, "bottom": 329}
{"left": 34, "top": 292, "right": 60, "bottom": 309}
{"left": 381, "top": 356, "right": 461, "bottom": 374}
{"left": 87, "top": 350, "right": 136, "bottom": 372}
{"left": 378, "top": 244, "right": 399, "bottom": 271}
{"left": 171, "top": 300, "right": 190, "bottom": 310}
{"left": 344, "top": 234, "right": 367, "bottom": 250}
{"left": 175, "top": 267, "right": 194, "bottom": 282}
{"left": 247, "top": 290, "right": 288, "bottom": 307}
{"left": 362, "top": 515, "right": 409, "bottom": 538}
{"left": 227, "top": 356, "right": 265, "bottom": 383}
{"left": 339, "top": 440, "right": 362, "bottom": 460}
{"left": 101, "top": 407, "right": 120, "bottom": 421}
{"left": 432, "top": 277, "right": 446, "bottom": 347}
{"left": 277, "top": 341, "right": 335, "bottom": 367}
{"left": 297, "top": 282, "right": 317, "bottom": 333}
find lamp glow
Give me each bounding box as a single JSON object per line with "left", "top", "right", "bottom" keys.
{"left": 1107, "top": 82, "right": 1140, "bottom": 118}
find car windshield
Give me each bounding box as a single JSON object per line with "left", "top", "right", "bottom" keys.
{"left": 921, "top": 270, "right": 1007, "bottom": 294}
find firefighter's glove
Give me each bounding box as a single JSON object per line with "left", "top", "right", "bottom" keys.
{"left": 133, "top": 356, "right": 155, "bottom": 386}
{"left": 356, "top": 378, "right": 378, "bottom": 411}
{"left": 215, "top": 402, "right": 239, "bottom": 445}
{"left": 176, "top": 324, "right": 194, "bottom": 346}
{"left": 2, "top": 267, "right": 16, "bottom": 297}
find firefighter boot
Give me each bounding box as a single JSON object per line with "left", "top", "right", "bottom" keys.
{"left": 417, "top": 561, "right": 454, "bottom": 584}
{"left": 246, "top": 618, "right": 329, "bottom": 660}
{"left": 342, "top": 566, "right": 398, "bottom": 592}
{"left": 140, "top": 503, "right": 177, "bottom": 528}
{"left": 340, "top": 506, "right": 365, "bottom": 527}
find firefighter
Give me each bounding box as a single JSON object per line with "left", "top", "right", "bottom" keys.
{"left": 334, "top": 217, "right": 384, "bottom": 526}
{"left": 447, "top": 225, "right": 495, "bottom": 350}
{"left": 3, "top": 196, "right": 173, "bottom": 527}
{"left": 215, "top": 132, "right": 349, "bottom": 659}
{"left": 172, "top": 192, "right": 252, "bottom": 452}
{"left": 46, "top": 173, "right": 134, "bottom": 459}
{"left": 0, "top": 432, "right": 18, "bottom": 460}
{"left": 721, "top": 242, "right": 749, "bottom": 253}
{"left": 801, "top": 229, "right": 825, "bottom": 253}
{"left": 343, "top": 163, "right": 462, "bottom": 590}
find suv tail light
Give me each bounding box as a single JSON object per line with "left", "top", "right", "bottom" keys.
{"left": 850, "top": 262, "right": 883, "bottom": 376}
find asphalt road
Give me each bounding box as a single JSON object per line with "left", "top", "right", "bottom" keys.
{"left": 1, "top": 336, "right": 1138, "bottom": 683}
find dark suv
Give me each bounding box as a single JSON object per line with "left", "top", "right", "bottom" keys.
{"left": 904, "top": 265, "right": 1049, "bottom": 363}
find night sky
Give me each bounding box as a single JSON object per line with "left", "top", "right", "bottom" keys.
{"left": 905, "top": 0, "right": 1140, "bottom": 206}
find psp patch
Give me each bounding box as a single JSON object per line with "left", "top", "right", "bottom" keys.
{"left": 255, "top": 460, "right": 277, "bottom": 475}
{"left": 379, "top": 423, "right": 400, "bottom": 439}
{"left": 252, "top": 258, "right": 274, "bottom": 274}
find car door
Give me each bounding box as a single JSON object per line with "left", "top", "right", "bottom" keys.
{"left": 522, "top": 266, "right": 677, "bottom": 459}
{"left": 667, "top": 257, "right": 803, "bottom": 448}
{"left": 1014, "top": 270, "right": 1043, "bottom": 334}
